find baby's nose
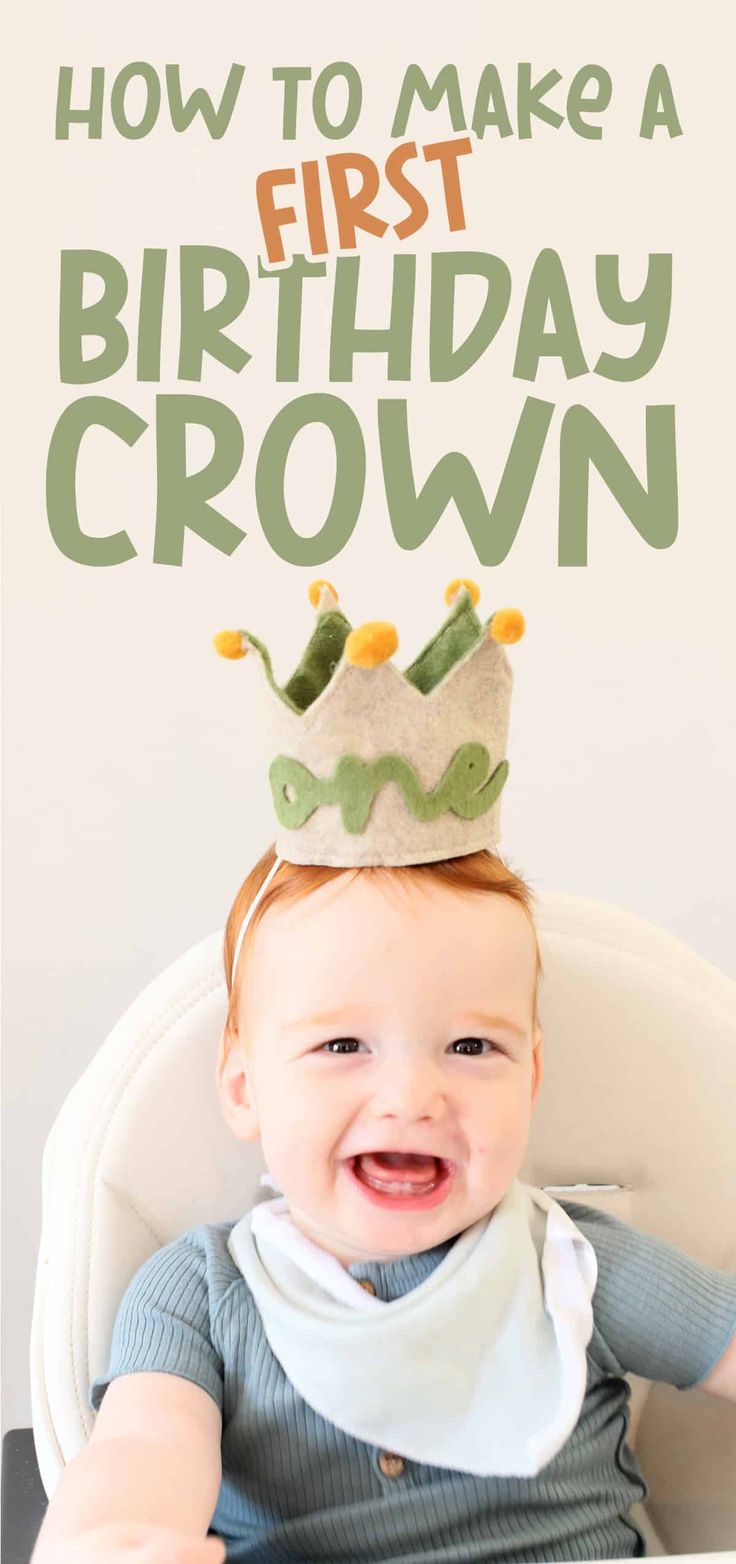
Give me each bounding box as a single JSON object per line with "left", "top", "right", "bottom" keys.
{"left": 373, "top": 1057, "right": 447, "bottom": 1118}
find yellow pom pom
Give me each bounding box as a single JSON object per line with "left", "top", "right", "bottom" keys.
{"left": 489, "top": 608, "right": 525, "bottom": 645}
{"left": 308, "top": 578, "right": 338, "bottom": 609}
{"left": 213, "top": 630, "right": 249, "bottom": 660}
{"left": 444, "top": 578, "right": 480, "bottom": 608}
{"left": 345, "top": 621, "right": 398, "bottom": 668}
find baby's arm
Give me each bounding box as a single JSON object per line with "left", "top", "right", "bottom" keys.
{"left": 699, "top": 1328, "right": 736, "bottom": 1399}
{"left": 31, "top": 1371, "right": 225, "bottom": 1564}
{"left": 560, "top": 1198, "right": 736, "bottom": 1392}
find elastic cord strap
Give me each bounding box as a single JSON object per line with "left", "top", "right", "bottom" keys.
{"left": 230, "top": 854, "right": 284, "bottom": 989}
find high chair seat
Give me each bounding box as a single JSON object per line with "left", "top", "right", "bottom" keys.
{"left": 30, "top": 892, "right": 736, "bottom": 1558}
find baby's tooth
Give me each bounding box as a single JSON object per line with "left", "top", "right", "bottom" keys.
{"left": 363, "top": 1172, "right": 436, "bottom": 1195}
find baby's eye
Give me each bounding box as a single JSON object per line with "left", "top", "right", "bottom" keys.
{"left": 449, "top": 1037, "right": 501, "bottom": 1056}
{"left": 319, "top": 1038, "right": 363, "bottom": 1054}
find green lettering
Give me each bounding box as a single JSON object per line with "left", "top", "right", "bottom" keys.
{"left": 517, "top": 65, "right": 563, "bottom": 138}
{"left": 514, "top": 248, "right": 588, "bottom": 381}
{"left": 566, "top": 66, "right": 611, "bottom": 139}
{"left": 379, "top": 396, "right": 554, "bottom": 563}
{"left": 258, "top": 254, "right": 328, "bottom": 381}
{"left": 154, "top": 395, "right": 245, "bottom": 565}
{"left": 272, "top": 67, "right": 312, "bottom": 139}
{"left": 55, "top": 65, "right": 104, "bottom": 139}
{"left": 392, "top": 65, "right": 465, "bottom": 137}
{"left": 595, "top": 254, "right": 672, "bottom": 381}
{"left": 60, "top": 250, "right": 129, "bottom": 384}
{"left": 271, "top": 745, "right": 509, "bottom": 833}
{"left": 430, "top": 252, "right": 511, "bottom": 381}
{"left": 137, "top": 249, "right": 167, "bottom": 381}
{"left": 330, "top": 254, "right": 415, "bottom": 380}
{"left": 178, "top": 246, "right": 251, "bottom": 380}
{"left": 256, "top": 392, "right": 364, "bottom": 564}
{"left": 559, "top": 404, "right": 678, "bottom": 564}
{"left": 471, "top": 66, "right": 513, "bottom": 138}
{"left": 165, "top": 64, "right": 245, "bottom": 138}
{"left": 110, "top": 62, "right": 161, "bottom": 139}
{"left": 312, "top": 63, "right": 362, "bottom": 138}
{"left": 46, "top": 397, "right": 143, "bottom": 565}
{"left": 640, "top": 65, "right": 683, "bottom": 139}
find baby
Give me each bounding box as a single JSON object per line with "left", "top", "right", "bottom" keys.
{"left": 31, "top": 580, "right": 736, "bottom": 1563}
{"left": 32, "top": 844, "right": 736, "bottom": 1564}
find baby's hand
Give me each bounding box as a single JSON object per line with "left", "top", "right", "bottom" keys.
{"left": 33, "top": 1520, "right": 226, "bottom": 1563}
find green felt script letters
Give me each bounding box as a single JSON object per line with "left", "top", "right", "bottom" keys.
{"left": 270, "top": 744, "right": 509, "bottom": 834}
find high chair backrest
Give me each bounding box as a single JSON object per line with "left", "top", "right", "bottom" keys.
{"left": 30, "top": 892, "right": 736, "bottom": 1556}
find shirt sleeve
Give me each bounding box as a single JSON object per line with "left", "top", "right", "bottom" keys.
{"left": 558, "top": 1199, "right": 736, "bottom": 1390}
{"left": 89, "top": 1227, "right": 225, "bottom": 1415}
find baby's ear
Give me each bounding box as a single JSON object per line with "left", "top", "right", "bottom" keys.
{"left": 217, "top": 1030, "right": 261, "bottom": 1141}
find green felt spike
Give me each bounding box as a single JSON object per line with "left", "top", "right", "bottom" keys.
{"left": 404, "top": 591, "right": 484, "bottom": 694}
{"left": 282, "top": 609, "right": 353, "bottom": 712}
{"left": 244, "top": 610, "right": 353, "bottom": 715}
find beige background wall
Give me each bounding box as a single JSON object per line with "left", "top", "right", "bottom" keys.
{"left": 2, "top": 2, "right": 734, "bottom": 1430}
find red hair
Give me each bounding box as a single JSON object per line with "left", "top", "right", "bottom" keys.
{"left": 223, "top": 844, "right": 542, "bottom": 1046}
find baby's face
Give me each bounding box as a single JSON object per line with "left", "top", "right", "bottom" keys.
{"left": 218, "top": 872, "right": 543, "bottom": 1267}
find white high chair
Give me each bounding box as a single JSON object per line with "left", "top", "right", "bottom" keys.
{"left": 30, "top": 892, "right": 736, "bottom": 1560}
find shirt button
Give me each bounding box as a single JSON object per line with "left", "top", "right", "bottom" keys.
{"left": 378, "top": 1451, "right": 405, "bottom": 1477}
{"left": 358, "top": 1279, "right": 376, "bottom": 1294}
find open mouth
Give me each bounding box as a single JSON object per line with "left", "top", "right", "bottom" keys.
{"left": 346, "top": 1151, "right": 455, "bottom": 1208}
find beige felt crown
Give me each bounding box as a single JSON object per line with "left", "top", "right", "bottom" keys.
{"left": 214, "top": 579, "right": 525, "bottom": 868}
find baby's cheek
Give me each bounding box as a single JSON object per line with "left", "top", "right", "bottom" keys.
{"left": 263, "top": 1086, "right": 330, "bottom": 1156}
{"left": 476, "top": 1092, "right": 532, "bottom": 1151}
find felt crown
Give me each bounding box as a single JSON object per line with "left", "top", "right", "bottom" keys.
{"left": 214, "top": 579, "right": 525, "bottom": 868}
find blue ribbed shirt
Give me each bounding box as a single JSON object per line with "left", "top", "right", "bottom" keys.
{"left": 89, "top": 1201, "right": 736, "bottom": 1563}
